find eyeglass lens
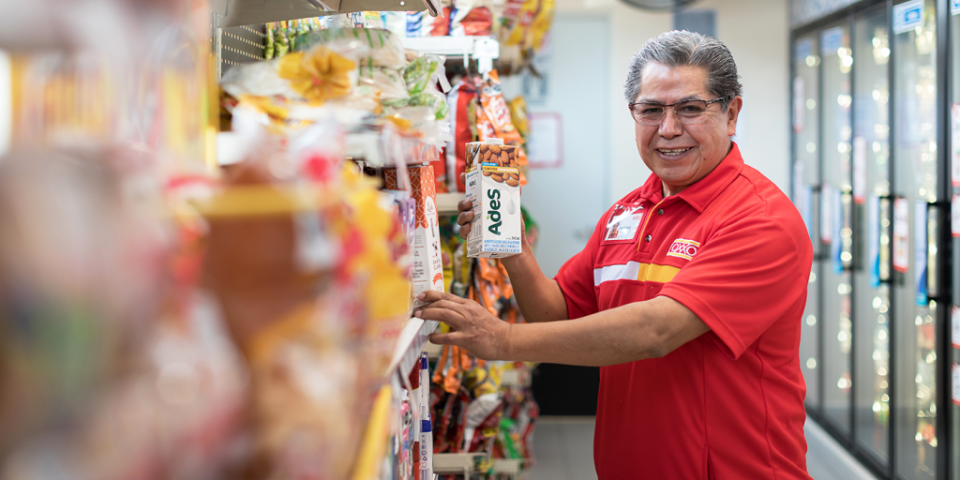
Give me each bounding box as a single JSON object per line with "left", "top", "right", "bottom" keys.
{"left": 631, "top": 100, "right": 709, "bottom": 125}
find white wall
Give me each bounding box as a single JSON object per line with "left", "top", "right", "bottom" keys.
{"left": 553, "top": 0, "right": 790, "bottom": 199}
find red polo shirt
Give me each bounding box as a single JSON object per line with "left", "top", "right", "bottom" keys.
{"left": 555, "top": 143, "right": 813, "bottom": 480}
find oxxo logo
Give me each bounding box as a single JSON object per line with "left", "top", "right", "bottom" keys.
{"left": 667, "top": 238, "right": 700, "bottom": 261}
{"left": 487, "top": 189, "right": 502, "bottom": 235}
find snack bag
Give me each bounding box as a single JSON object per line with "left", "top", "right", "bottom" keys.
{"left": 382, "top": 12, "right": 407, "bottom": 37}
{"left": 508, "top": 96, "right": 529, "bottom": 140}
{"left": 356, "top": 65, "right": 409, "bottom": 101}
{"left": 501, "top": 0, "right": 538, "bottom": 48}
{"left": 458, "top": 7, "right": 493, "bottom": 36}
{"left": 476, "top": 71, "right": 522, "bottom": 145}
{"left": 406, "top": 11, "right": 424, "bottom": 37}
{"left": 295, "top": 28, "right": 407, "bottom": 69}
{"left": 430, "top": 7, "right": 455, "bottom": 36}
{"left": 448, "top": 81, "right": 479, "bottom": 192}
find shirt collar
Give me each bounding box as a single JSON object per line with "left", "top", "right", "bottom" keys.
{"left": 638, "top": 142, "right": 744, "bottom": 213}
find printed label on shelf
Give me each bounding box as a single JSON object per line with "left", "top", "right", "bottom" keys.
{"left": 820, "top": 27, "right": 844, "bottom": 55}
{"left": 853, "top": 136, "right": 867, "bottom": 204}
{"left": 914, "top": 201, "right": 927, "bottom": 305}
{"left": 868, "top": 195, "right": 881, "bottom": 288}
{"left": 820, "top": 184, "right": 834, "bottom": 244}
{"left": 953, "top": 195, "right": 960, "bottom": 238}
{"left": 953, "top": 364, "right": 960, "bottom": 406}
{"left": 952, "top": 306, "right": 960, "bottom": 349}
{"left": 893, "top": 0, "right": 925, "bottom": 34}
{"left": 952, "top": 104, "right": 960, "bottom": 186}
{"left": 893, "top": 197, "right": 909, "bottom": 273}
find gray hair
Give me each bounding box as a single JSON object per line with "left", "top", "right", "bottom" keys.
{"left": 624, "top": 31, "right": 742, "bottom": 108}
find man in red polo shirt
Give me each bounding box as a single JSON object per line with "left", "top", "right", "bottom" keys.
{"left": 417, "top": 31, "right": 813, "bottom": 479}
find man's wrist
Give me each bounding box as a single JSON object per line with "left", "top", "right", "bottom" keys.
{"left": 496, "top": 321, "right": 514, "bottom": 360}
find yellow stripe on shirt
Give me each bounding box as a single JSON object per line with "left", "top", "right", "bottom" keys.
{"left": 637, "top": 263, "right": 681, "bottom": 284}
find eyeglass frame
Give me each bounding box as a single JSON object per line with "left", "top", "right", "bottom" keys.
{"left": 627, "top": 96, "right": 730, "bottom": 126}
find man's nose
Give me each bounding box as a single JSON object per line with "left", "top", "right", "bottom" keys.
{"left": 658, "top": 109, "right": 683, "bottom": 138}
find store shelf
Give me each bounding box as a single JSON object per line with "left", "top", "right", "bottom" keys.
{"left": 492, "top": 459, "right": 523, "bottom": 477}
{"left": 401, "top": 36, "right": 499, "bottom": 59}
{"left": 436, "top": 193, "right": 464, "bottom": 215}
{"left": 211, "top": 0, "right": 437, "bottom": 28}
{"left": 433, "top": 452, "right": 487, "bottom": 476}
{"left": 387, "top": 317, "right": 439, "bottom": 379}
{"left": 422, "top": 339, "right": 443, "bottom": 359}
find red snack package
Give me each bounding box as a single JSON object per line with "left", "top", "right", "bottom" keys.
{"left": 431, "top": 6, "right": 454, "bottom": 36}
{"left": 453, "top": 81, "right": 478, "bottom": 192}
{"left": 476, "top": 71, "right": 523, "bottom": 144}
{"left": 431, "top": 147, "right": 448, "bottom": 193}
{"left": 460, "top": 7, "right": 493, "bottom": 36}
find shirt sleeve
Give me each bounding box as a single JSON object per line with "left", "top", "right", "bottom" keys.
{"left": 553, "top": 215, "right": 607, "bottom": 319}
{"left": 658, "top": 214, "right": 811, "bottom": 359}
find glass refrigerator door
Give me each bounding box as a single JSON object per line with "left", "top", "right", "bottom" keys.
{"left": 852, "top": 4, "right": 892, "bottom": 464}
{"left": 793, "top": 33, "right": 821, "bottom": 412}
{"left": 949, "top": 3, "right": 960, "bottom": 477}
{"left": 892, "top": 1, "right": 938, "bottom": 478}
{"left": 820, "top": 22, "right": 854, "bottom": 435}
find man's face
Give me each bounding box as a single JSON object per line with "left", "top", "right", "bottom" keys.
{"left": 633, "top": 63, "right": 742, "bottom": 196}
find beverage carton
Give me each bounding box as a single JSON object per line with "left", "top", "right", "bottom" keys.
{"left": 384, "top": 165, "right": 445, "bottom": 308}
{"left": 465, "top": 141, "right": 522, "bottom": 258}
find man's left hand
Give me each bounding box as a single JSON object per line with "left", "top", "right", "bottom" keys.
{"left": 415, "top": 291, "right": 511, "bottom": 361}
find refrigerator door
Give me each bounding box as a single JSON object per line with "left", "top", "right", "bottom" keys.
{"left": 819, "top": 22, "right": 854, "bottom": 435}
{"left": 891, "top": 0, "right": 939, "bottom": 478}
{"left": 948, "top": 3, "right": 960, "bottom": 477}
{"left": 852, "top": 4, "right": 892, "bottom": 465}
{"left": 793, "top": 33, "right": 821, "bottom": 412}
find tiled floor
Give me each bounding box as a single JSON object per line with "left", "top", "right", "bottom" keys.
{"left": 526, "top": 417, "right": 879, "bottom": 480}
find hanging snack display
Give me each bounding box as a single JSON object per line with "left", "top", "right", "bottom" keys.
{"left": 0, "top": 2, "right": 553, "bottom": 478}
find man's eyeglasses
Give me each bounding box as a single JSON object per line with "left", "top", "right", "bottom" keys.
{"left": 628, "top": 96, "right": 729, "bottom": 126}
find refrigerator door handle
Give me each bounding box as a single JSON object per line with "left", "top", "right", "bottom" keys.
{"left": 925, "top": 202, "right": 945, "bottom": 300}
{"left": 878, "top": 196, "right": 892, "bottom": 285}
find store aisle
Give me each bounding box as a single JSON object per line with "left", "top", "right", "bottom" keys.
{"left": 527, "top": 417, "right": 598, "bottom": 480}
{"left": 526, "top": 417, "right": 879, "bottom": 480}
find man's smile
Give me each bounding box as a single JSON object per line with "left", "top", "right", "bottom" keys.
{"left": 655, "top": 147, "right": 694, "bottom": 158}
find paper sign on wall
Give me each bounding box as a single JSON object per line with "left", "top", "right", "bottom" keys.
{"left": 953, "top": 364, "right": 960, "bottom": 406}
{"left": 952, "top": 104, "right": 960, "bottom": 186}
{"left": 868, "top": 195, "right": 881, "bottom": 288}
{"left": 893, "top": 197, "right": 909, "bottom": 273}
{"left": 952, "top": 0, "right": 960, "bottom": 16}
{"left": 914, "top": 201, "right": 928, "bottom": 306}
{"left": 820, "top": 184, "right": 834, "bottom": 244}
{"left": 894, "top": 0, "right": 925, "bottom": 34}
{"left": 952, "top": 306, "right": 960, "bottom": 349}
{"left": 953, "top": 195, "right": 960, "bottom": 237}
{"left": 526, "top": 112, "right": 563, "bottom": 168}
{"left": 853, "top": 136, "right": 867, "bottom": 204}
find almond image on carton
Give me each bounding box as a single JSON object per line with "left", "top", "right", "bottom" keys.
{"left": 464, "top": 140, "right": 522, "bottom": 258}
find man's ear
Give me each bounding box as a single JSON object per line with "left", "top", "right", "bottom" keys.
{"left": 725, "top": 96, "right": 743, "bottom": 137}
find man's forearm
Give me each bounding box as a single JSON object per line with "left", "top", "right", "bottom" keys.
{"left": 500, "top": 239, "right": 568, "bottom": 323}
{"left": 498, "top": 296, "right": 709, "bottom": 366}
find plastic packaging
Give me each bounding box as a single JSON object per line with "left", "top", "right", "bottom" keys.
{"left": 295, "top": 28, "right": 407, "bottom": 69}
{"left": 357, "top": 65, "right": 410, "bottom": 101}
